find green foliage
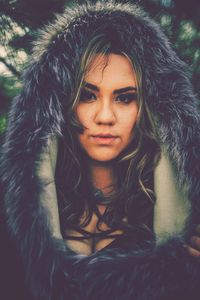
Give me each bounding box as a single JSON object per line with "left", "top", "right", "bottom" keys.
{"left": 0, "top": 115, "right": 7, "bottom": 134}
{"left": 0, "top": 75, "right": 21, "bottom": 99}
{"left": 0, "top": 75, "right": 21, "bottom": 133}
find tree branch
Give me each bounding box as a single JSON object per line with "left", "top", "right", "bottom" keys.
{"left": 0, "top": 57, "right": 20, "bottom": 77}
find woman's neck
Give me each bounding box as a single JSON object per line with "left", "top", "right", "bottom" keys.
{"left": 88, "top": 161, "right": 116, "bottom": 195}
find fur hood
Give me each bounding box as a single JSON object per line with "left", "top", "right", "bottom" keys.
{"left": 1, "top": 1, "right": 200, "bottom": 299}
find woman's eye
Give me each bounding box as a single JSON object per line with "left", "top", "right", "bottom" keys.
{"left": 79, "top": 89, "right": 97, "bottom": 102}
{"left": 115, "top": 93, "right": 137, "bottom": 104}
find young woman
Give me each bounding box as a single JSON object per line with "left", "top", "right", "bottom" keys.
{"left": 1, "top": 1, "right": 200, "bottom": 299}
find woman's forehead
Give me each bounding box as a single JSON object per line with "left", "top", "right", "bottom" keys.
{"left": 84, "top": 53, "right": 137, "bottom": 88}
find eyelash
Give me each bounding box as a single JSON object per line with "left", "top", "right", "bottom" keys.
{"left": 115, "top": 93, "right": 137, "bottom": 104}
{"left": 79, "top": 89, "right": 96, "bottom": 102}
{"left": 79, "top": 89, "right": 137, "bottom": 104}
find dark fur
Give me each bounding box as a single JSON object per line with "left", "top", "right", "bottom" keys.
{"left": 1, "top": 1, "right": 200, "bottom": 299}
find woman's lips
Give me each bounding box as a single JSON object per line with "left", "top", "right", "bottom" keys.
{"left": 90, "top": 135, "right": 118, "bottom": 145}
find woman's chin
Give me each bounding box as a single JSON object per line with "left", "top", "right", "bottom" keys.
{"left": 85, "top": 151, "right": 120, "bottom": 163}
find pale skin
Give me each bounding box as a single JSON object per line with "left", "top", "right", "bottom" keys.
{"left": 65, "top": 53, "right": 200, "bottom": 257}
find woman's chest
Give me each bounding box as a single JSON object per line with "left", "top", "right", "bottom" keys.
{"left": 64, "top": 207, "right": 123, "bottom": 255}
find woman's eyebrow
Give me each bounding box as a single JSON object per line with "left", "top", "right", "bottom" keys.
{"left": 84, "top": 82, "right": 99, "bottom": 91}
{"left": 84, "top": 82, "right": 137, "bottom": 94}
{"left": 113, "top": 87, "right": 137, "bottom": 94}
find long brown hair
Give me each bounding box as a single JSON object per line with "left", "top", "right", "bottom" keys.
{"left": 55, "top": 32, "right": 161, "bottom": 242}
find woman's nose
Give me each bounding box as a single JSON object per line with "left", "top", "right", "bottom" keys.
{"left": 94, "top": 100, "right": 116, "bottom": 125}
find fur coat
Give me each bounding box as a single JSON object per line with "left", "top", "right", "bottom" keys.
{"left": 1, "top": 1, "right": 200, "bottom": 299}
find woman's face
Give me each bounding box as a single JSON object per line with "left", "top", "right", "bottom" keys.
{"left": 75, "top": 53, "right": 139, "bottom": 162}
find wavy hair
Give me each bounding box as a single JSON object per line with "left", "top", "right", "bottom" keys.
{"left": 55, "top": 31, "right": 161, "bottom": 242}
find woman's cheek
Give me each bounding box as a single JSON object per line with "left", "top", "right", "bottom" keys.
{"left": 76, "top": 106, "right": 93, "bottom": 127}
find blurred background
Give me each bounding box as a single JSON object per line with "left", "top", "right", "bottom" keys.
{"left": 0, "top": 0, "right": 200, "bottom": 135}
